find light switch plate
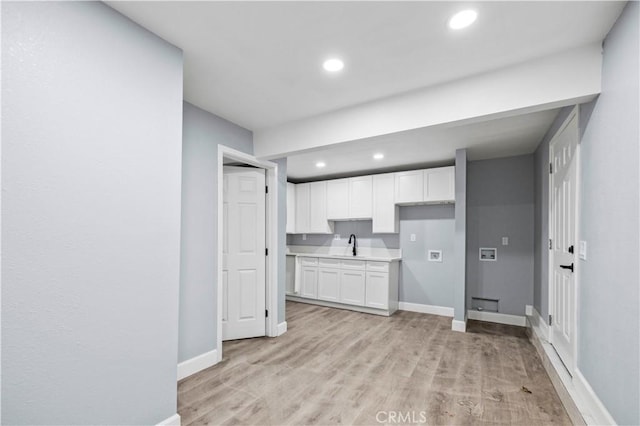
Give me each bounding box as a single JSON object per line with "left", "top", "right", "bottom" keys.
{"left": 579, "top": 241, "right": 587, "bottom": 260}
{"left": 410, "top": 234, "right": 416, "bottom": 242}
{"left": 502, "top": 237, "right": 509, "bottom": 246}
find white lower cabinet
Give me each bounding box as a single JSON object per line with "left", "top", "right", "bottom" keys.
{"left": 300, "top": 266, "right": 318, "bottom": 299}
{"left": 339, "top": 270, "right": 366, "bottom": 306}
{"left": 317, "top": 268, "right": 340, "bottom": 302}
{"left": 290, "top": 255, "right": 399, "bottom": 316}
{"left": 365, "top": 272, "right": 389, "bottom": 309}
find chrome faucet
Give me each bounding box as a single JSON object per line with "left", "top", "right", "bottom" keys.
{"left": 348, "top": 234, "right": 357, "bottom": 257}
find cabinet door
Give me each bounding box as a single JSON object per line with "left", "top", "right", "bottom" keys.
{"left": 372, "top": 173, "right": 398, "bottom": 233}
{"left": 349, "top": 176, "right": 373, "bottom": 219}
{"left": 394, "top": 170, "right": 424, "bottom": 204}
{"left": 295, "top": 183, "right": 310, "bottom": 233}
{"left": 286, "top": 182, "right": 296, "bottom": 233}
{"left": 309, "top": 181, "right": 333, "bottom": 233}
{"left": 424, "top": 166, "right": 455, "bottom": 203}
{"left": 326, "top": 179, "right": 349, "bottom": 219}
{"left": 365, "top": 271, "right": 389, "bottom": 309}
{"left": 317, "top": 268, "right": 340, "bottom": 302}
{"left": 286, "top": 255, "right": 296, "bottom": 294}
{"left": 339, "top": 270, "right": 366, "bottom": 306}
{"left": 300, "top": 266, "right": 318, "bottom": 299}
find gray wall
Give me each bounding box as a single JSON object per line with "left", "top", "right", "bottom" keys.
{"left": 2, "top": 2, "right": 183, "bottom": 424}
{"left": 287, "top": 220, "right": 400, "bottom": 249}
{"left": 576, "top": 2, "right": 639, "bottom": 423}
{"left": 453, "top": 149, "right": 467, "bottom": 321}
{"left": 399, "top": 205, "right": 455, "bottom": 308}
{"left": 467, "top": 155, "right": 534, "bottom": 316}
{"left": 179, "top": 102, "right": 252, "bottom": 362}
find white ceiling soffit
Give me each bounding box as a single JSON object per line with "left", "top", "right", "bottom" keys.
{"left": 107, "top": 1, "right": 624, "bottom": 131}
{"left": 286, "top": 108, "right": 560, "bottom": 181}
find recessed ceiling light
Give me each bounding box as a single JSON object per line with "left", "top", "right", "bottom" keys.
{"left": 323, "top": 58, "right": 344, "bottom": 72}
{"left": 373, "top": 153, "right": 384, "bottom": 160}
{"left": 448, "top": 10, "right": 477, "bottom": 30}
{"left": 316, "top": 161, "right": 326, "bottom": 168}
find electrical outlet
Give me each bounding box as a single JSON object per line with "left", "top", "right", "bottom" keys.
{"left": 579, "top": 241, "right": 587, "bottom": 260}
{"left": 502, "top": 237, "right": 509, "bottom": 246}
{"left": 410, "top": 234, "right": 416, "bottom": 242}
{"left": 334, "top": 234, "right": 341, "bottom": 240}
{"left": 302, "top": 234, "right": 307, "bottom": 241}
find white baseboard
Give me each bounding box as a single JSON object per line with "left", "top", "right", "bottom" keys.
{"left": 177, "top": 349, "right": 218, "bottom": 381}
{"left": 574, "top": 369, "right": 617, "bottom": 426}
{"left": 451, "top": 318, "right": 467, "bottom": 332}
{"left": 277, "top": 321, "right": 288, "bottom": 336}
{"left": 156, "top": 413, "right": 181, "bottom": 426}
{"left": 467, "top": 309, "right": 527, "bottom": 327}
{"left": 527, "top": 314, "right": 616, "bottom": 426}
{"left": 399, "top": 302, "right": 454, "bottom": 317}
{"left": 527, "top": 306, "right": 549, "bottom": 342}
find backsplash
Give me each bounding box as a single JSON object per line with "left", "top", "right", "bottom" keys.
{"left": 286, "top": 220, "right": 400, "bottom": 249}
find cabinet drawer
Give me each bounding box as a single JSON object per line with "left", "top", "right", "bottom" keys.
{"left": 299, "top": 257, "right": 318, "bottom": 266}
{"left": 366, "top": 261, "right": 389, "bottom": 272}
{"left": 319, "top": 257, "right": 341, "bottom": 268}
{"left": 340, "top": 259, "right": 366, "bottom": 270}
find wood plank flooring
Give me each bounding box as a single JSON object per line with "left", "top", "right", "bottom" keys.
{"left": 178, "top": 302, "right": 571, "bottom": 425}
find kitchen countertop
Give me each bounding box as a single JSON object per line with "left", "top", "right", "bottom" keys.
{"left": 286, "top": 245, "right": 401, "bottom": 262}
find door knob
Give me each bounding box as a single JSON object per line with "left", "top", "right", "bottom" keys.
{"left": 560, "top": 263, "right": 574, "bottom": 273}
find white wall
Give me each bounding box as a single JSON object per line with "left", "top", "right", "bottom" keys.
{"left": 2, "top": 2, "right": 183, "bottom": 424}
{"left": 254, "top": 45, "right": 602, "bottom": 159}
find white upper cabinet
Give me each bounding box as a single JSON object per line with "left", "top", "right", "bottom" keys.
{"left": 424, "top": 166, "right": 455, "bottom": 203}
{"left": 394, "top": 170, "right": 424, "bottom": 204}
{"left": 326, "top": 179, "right": 349, "bottom": 219}
{"left": 309, "top": 181, "right": 333, "bottom": 234}
{"left": 372, "top": 173, "right": 398, "bottom": 233}
{"left": 326, "top": 176, "right": 372, "bottom": 220}
{"left": 286, "top": 182, "right": 296, "bottom": 234}
{"left": 295, "top": 183, "right": 310, "bottom": 233}
{"left": 349, "top": 176, "right": 373, "bottom": 219}
{"left": 290, "top": 166, "right": 454, "bottom": 234}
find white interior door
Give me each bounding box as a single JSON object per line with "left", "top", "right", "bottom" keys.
{"left": 223, "top": 166, "right": 266, "bottom": 341}
{"left": 550, "top": 112, "right": 579, "bottom": 374}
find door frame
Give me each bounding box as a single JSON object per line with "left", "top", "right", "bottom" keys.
{"left": 547, "top": 105, "right": 581, "bottom": 375}
{"left": 217, "top": 145, "right": 279, "bottom": 362}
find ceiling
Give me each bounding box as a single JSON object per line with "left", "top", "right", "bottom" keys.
{"left": 108, "top": 1, "right": 624, "bottom": 131}
{"left": 108, "top": 1, "right": 624, "bottom": 180}
{"left": 286, "top": 108, "right": 561, "bottom": 181}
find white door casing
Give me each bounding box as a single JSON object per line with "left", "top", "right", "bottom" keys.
{"left": 222, "top": 166, "right": 266, "bottom": 341}
{"left": 549, "top": 108, "right": 579, "bottom": 374}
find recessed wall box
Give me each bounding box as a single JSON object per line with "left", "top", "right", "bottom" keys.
{"left": 479, "top": 248, "right": 497, "bottom": 261}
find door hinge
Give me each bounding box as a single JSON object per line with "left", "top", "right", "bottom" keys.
{"left": 265, "top": 309, "right": 269, "bottom": 318}
{"left": 265, "top": 248, "right": 269, "bottom": 256}
{"left": 549, "top": 163, "right": 553, "bottom": 174}
{"left": 549, "top": 314, "right": 553, "bottom": 326}
{"left": 265, "top": 186, "right": 269, "bottom": 194}
{"left": 549, "top": 239, "right": 553, "bottom": 250}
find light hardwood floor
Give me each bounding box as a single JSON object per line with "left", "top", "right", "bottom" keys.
{"left": 178, "top": 302, "right": 571, "bottom": 425}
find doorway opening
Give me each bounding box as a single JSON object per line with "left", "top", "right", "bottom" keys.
{"left": 548, "top": 105, "right": 580, "bottom": 375}
{"left": 216, "top": 146, "right": 279, "bottom": 362}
